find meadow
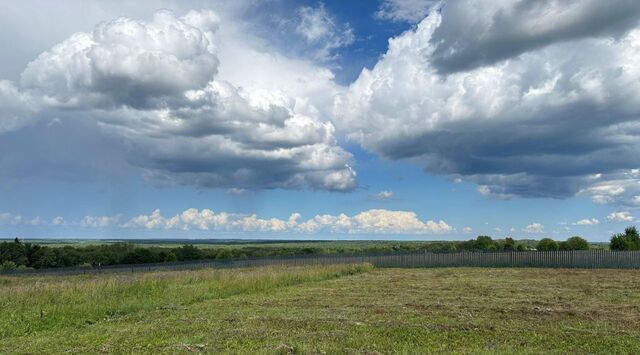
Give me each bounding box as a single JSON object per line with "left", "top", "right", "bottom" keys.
{"left": 2, "top": 264, "right": 640, "bottom": 354}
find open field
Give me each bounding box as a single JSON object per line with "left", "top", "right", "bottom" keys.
{"left": 2, "top": 265, "right": 640, "bottom": 354}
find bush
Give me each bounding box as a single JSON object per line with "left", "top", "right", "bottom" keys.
{"left": 1, "top": 260, "right": 17, "bottom": 271}
{"left": 536, "top": 238, "right": 559, "bottom": 251}
{"left": 164, "top": 252, "right": 178, "bottom": 262}
{"left": 559, "top": 236, "right": 589, "bottom": 250}
{"left": 610, "top": 226, "right": 640, "bottom": 251}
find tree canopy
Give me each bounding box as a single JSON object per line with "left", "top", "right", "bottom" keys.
{"left": 610, "top": 227, "right": 640, "bottom": 251}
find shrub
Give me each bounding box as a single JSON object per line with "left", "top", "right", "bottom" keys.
{"left": 1, "top": 260, "right": 17, "bottom": 271}
{"left": 537, "top": 238, "right": 559, "bottom": 251}
{"left": 610, "top": 226, "right": 640, "bottom": 251}
{"left": 164, "top": 252, "right": 178, "bottom": 262}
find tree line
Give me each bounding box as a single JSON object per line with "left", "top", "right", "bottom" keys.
{"left": 1, "top": 227, "right": 637, "bottom": 270}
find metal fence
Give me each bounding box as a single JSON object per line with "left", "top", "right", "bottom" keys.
{"left": 2, "top": 250, "right": 640, "bottom": 276}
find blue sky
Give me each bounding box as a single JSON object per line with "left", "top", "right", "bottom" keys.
{"left": 0, "top": 0, "right": 639, "bottom": 241}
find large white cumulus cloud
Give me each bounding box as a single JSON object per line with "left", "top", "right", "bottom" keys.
{"left": 5, "top": 9, "right": 356, "bottom": 191}
{"left": 337, "top": 3, "right": 640, "bottom": 205}
{"left": 21, "top": 10, "right": 220, "bottom": 109}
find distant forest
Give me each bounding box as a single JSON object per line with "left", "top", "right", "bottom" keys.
{"left": 1, "top": 228, "right": 638, "bottom": 271}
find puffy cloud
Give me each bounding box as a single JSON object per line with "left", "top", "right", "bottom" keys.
{"left": 225, "top": 188, "right": 247, "bottom": 195}
{"left": 375, "top": 0, "right": 439, "bottom": 23}
{"left": 337, "top": 6, "right": 640, "bottom": 205}
{"left": 428, "top": 0, "right": 640, "bottom": 74}
{"left": 523, "top": 223, "right": 545, "bottom": 233}
{"left": 294, "top": 3, "right": 354, "bottom": 61}
{"left": 1, "top": 213, "right": 68, "bottom": 227}
{"left": 21, "top": 10, "right": 220, "bottom": 109}
{"left": 0, "top": 80, "right": 38, "bottom": 134}
{"left": 573, "top": 218, "right": 600, "bottom": 226}
{"left": 349, "top": 209, "right": 452, "bottom": 234}
{"left": 370, "top": 190, "right": 394, "bottom": 200}
{"left": 607, "top": 211, "right": 635, "bottom": 222}
{"left": 29, "top": 217, "right": 45, "bottom": 226}
{"left": 7, "top": 9, "right": 356, "bottom": 192}
{"left": 462, "top": 226, "right": 473, "bottom": 233}
{"left": 51, "top": 216, "right": 66, "bottom": 226}
{"left": 79, "top": 215, "right": 122, "bottom": 228}
{"left": 123, "top": 208, "right": 452, "bottom": 235}
{"left": 578, "top": 169, "right": 640, "bottom": 206}
{"left": 0, "top": 212, "right": 23, "bottom": 225}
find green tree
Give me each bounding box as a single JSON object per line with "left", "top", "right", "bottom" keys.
{"left": 173, "top": 244, "right": 203, "bottom": 261}
{"left": 559, "top": 236, "right": 589, "bottom": 250}
{"left": 32, "top": 247, "right": 58, "bottom": 268}
{"left": 502, "top": 237, "right": 516, "bottom": 251}
{"left": 537, "top": 238, "right": 559, "bottom": 251}
{"left": 475, "top": 236, "right": 494, "bottom": 250}
{"left": 122, "top": 248, "right": 156, "bottom": 264}
{"left": 610, "top": 226, "right": 640, "bottom": 251}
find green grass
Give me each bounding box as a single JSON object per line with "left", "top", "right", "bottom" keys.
{"left": 2, "top": 266, "right": 640, "bottom": 353}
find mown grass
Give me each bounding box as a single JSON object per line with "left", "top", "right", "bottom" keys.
{"left": 2, "top": 266, "right": 640, "bottom": 354}
{"left": 0, "top": 263, "right": 373, "bottom": 339}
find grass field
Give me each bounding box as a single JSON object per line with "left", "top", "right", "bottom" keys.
{"left": 2, "top": 265, "right": 640, "bottom": 354}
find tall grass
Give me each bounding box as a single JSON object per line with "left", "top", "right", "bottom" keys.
{"left": 0, "top": 263, "right": 373, "bottom": 339}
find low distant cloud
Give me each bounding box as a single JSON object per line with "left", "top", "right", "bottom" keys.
{"left": 607, "top": 211, "right": 635, "bottom": 222}
{"left": 462, "top": 226, "right": 472, "bottom": 234}
{"left": 122, "top": 208, "right": 452, "bottom": 235}
{"left": 523, "top": 223, "right": 545, "bottom": 233}
{"left": 370, "top": 190, "right": 394, "bottom": 201}
{"left": 225, "top": 188, "right": 248, "bottom": 196}
{"left": 0, "top": 212, "right": 23, "bottom": 225}
{"left": 3, "top": 208, "right": 452, "bottom": 235}
{"left": 79, "top": 215, "right": 122, "bottom": 228}
{"left": 28, "top": 217, "right": 44, "bottom": 226}
{"left": 573, "top": 218, "right": 600, "bottom": 226}
{"left": 51, "top": 216, "right": 66, "bottom": 226}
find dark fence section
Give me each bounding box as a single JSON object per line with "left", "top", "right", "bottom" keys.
{"left": 2, "top": 250, "right": 640, "bottom": 276}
